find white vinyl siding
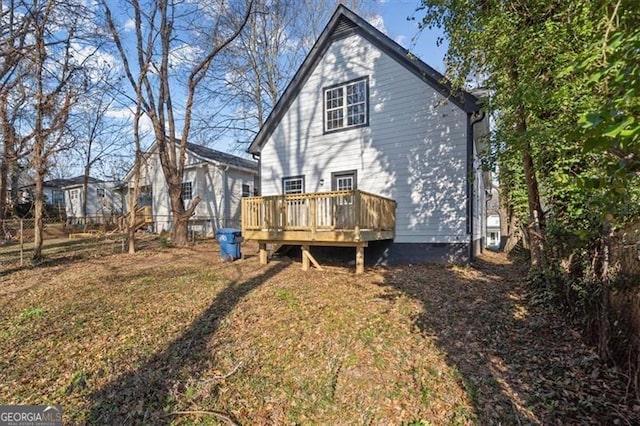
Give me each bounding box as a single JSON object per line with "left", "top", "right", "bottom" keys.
{"left": 127, "top": 148, "right": 256, "bottom": 234}
{"left": 260, "top": 32, "right": 469, "bottom": 244}
{"left": 64, "top": 183, "right": 122, "bottom": 221}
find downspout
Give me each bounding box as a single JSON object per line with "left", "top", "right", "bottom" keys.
{"left": 467, "top": 110, "right": 486, "bottom": 262}
{"left": 251, "top": 152, "right": 261, "bottom": 196}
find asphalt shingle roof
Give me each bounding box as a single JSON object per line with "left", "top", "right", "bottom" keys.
{"left": 186, "top": 142, "right": 257, "bottom": 170}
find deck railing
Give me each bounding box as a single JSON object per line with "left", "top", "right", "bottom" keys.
{"left": 241, "top": 190, "right": 395, "bottom": 241}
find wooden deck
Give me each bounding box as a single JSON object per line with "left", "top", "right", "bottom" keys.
{"left": 241, "top": 190, "right": 396, "bottom": 273}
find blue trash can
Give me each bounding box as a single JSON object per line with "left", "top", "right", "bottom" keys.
{"left": 215, "top": 228, "right": 242, "bottom": 261}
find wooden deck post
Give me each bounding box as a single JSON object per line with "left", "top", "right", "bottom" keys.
{"left": 354, "top": 191, "right": 361, "bottom": 241}
{"left": 302, "top": 245, "right": 310, "bottom": 271}
{"left": 259, "top": 243, "right": 268, "bottom": 265}
{"left": 355, "top": 244, "right": 364, "bottom": 274}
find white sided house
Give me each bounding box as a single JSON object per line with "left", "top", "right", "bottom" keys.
{"left": 64, "top": 176, "right": 122, "bottom": 224}
{"left": 244, "top": 5, "right": 489, "bottom": 267}
{"left": 122, "top": 142, "right": 258, "bottom": 236}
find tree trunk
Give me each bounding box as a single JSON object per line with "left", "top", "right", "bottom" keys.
{"left": 0, "top": 151, "right": 9, "bottom": 221}
{"left": 598, "top": 216, "right": 614, "bottom": 362}
{"left": 127, "top": 149, "right": 142, "bottom": 254}
{"left": 10, "top": 163, "right": 20, "bottom": 209}
{"left": 82, "top": 164, "right": 89, "bottom": 225}
{"left": 127, "top": 216, "right": 136, "bottom": 254}
{"left": 167, "top": 183, "right": 201, "bottom": 247}
{"left": 509, "top": 60, "right": 546, "bottom": 269}
{"left": 501, "top": 202, "right": 520, "bottom": 253}
{"left": 33, "top": 163, "right": 45, "bottom": 261}
{"left": 0, "top": 89, "right": 16, "bottom": 221}
{"left": 172, "top": 213, "right": 189, "bottom": 246}
{"left": 522, "top": 145, "right": 546, "bottom": 269}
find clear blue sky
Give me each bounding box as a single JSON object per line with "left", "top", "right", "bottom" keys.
{"left": 377, "top": 0, "right": 448, "bottom": 73}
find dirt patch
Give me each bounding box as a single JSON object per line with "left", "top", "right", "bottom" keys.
{"left": 0, "top": 243, "right": 637, "bottom": 424}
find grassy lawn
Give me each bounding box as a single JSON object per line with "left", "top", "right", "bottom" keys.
{"left": 0, "top": 223, "right": 128, "bottom": 269}
{"left": 0, "top": 241, "right": 637, "bottom": 425}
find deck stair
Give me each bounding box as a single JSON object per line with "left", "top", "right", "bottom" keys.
{"left": 118, "top": 206, "right": 153, "bottom": 232}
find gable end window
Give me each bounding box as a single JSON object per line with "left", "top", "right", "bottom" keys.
{"left": 181, "top": 182, "right": 192, "bottom": 201}
{"left": 324, "top": 77, "right": 368, "bottom": 132}
{"left": 282, "top": 176, "right": 305, "bottom": 195}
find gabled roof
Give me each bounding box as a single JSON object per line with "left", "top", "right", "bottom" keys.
{"left": 185, "top": 142, "right": 257, "bottom": 171}
{"left": 123, "top": 141, "right": 257, "bottom": 183}
{"left": 61, "top": 176, "right": 107, "bottom": 189}
{"left": 248, "top": 5, "right": 480, "bottom": 154}
{"left": 19, "top": 176, "right": 103, "bottom": 190}
{"left": 61, "top": 176, "right": 103, "bottom": 187}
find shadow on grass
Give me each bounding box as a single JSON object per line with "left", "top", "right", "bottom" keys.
{"left": 0, "top": 240, "right": 125, "bottom": 280}
{"left": 87, "top": 260, "right": 289, "bottom": 424}
{"left": 0, "top": 253, "right": 95, "bottom": 280}
{"left": 0, "top": 238, "right": 84, "bottom": 257}
{"left": 379, "top": 256, "right": 638, "bottom": 425}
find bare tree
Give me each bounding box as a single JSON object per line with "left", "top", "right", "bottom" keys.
{"left": 100, "top": 0, "right": 253, "bottom": 246}
{"left": 16, "top": 0, "right": 96, "bottom": 260}
{"left": 0, "top": 0, "right": 34, "bottom": 90}
{"left": 0, "top": 0, "right": 36, "bottom": 220}
{"left": 0, "top": 78, "right": 31, "bottom": 220}
{"left": 208, "top": 0, "right": 378, "bottom": 146}
{"left": 70, "top": 88, "right": 129, "bottom": 222}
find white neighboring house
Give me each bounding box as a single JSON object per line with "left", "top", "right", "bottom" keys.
{"left": 17, "top": 178, "right": 67, "bottom": 210}
{"left": 487, "top": 214, "right": 500, "bottom": 248}
{"left": 247, "top": 5, "right": 490, "bottom": 263}
{"left": 486, "top": 187, "right": 500, "bottom": 249}
{"left": 63, "top": 176, "right": 123, "bottom": 224}
{"left": 122, "top": 142, "right": 258, "bottom": 236}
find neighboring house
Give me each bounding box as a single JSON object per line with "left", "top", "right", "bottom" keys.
{"left": 17, "top": 178, "right": 71, "bottom": 217}
{"left": 486, "top": 187, "right": 500, "bottom": 249}
{"left": 63, "top": 176, "right": 123, "bottom": 224}
{"left": 244, "top": 5, "right": 490, "bottom": 265}
{"left": 121, "top": 141, "right": 258, "bottom": 236}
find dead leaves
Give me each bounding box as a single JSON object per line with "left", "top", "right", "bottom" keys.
{"left": 0, "top": 242, "right": 637, "bottom": 424}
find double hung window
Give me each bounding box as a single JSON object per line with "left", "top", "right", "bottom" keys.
{"left": 283, "top": 176, "right": 304, "bottom": 195}
{"left": 324, "top": 78, "right": 368, "bottom": 132}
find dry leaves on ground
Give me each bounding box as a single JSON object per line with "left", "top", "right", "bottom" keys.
{"left": 0, "top": 242, "right": 637, "bottom": 425}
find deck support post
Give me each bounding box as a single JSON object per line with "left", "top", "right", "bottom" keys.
{"left": 355, "top": 244, "right": 365, "bottom": 274}
{"left": 259, "top": 243, "right": 268, "bottom": 265}
{"left": 302, "top": 245, "right": 310, "bottom": 271}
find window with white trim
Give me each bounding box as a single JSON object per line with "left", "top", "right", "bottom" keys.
{"left": 96, "top": 188, "right": 105, "bottom": 198}
{"left": 282, "top": 176, "right": 304, "bottom": 195}
{"left": 242, "top": 184, "right": 251, "bottom": 197}
{"left": 70, "top": 189, "right": 79, "bottom": 200}
{"left": 324, "top": 78, "right": 368, "bottom": 132}
{"left": 181, "top": 182, "right": 192, "bottom": 200}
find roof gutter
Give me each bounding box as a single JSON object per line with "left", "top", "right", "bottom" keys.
{"left": 467, "top": 110, "right": 486, "bottom": 262}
